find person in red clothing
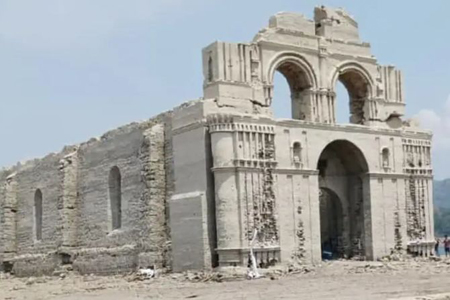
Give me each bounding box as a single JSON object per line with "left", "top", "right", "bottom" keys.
{"left": 444, "top": 235, "right": 450, "bottom": 257}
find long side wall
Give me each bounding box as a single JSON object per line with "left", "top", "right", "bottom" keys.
{"left": 0, "top": 112, "right": 174, "bottom": 276}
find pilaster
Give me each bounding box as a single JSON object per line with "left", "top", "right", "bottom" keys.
{"left": 59, "top": 148, "right": 79, "bottom": 249}
{"left": 3, "top": 174, "right": 17, "bottom": 259}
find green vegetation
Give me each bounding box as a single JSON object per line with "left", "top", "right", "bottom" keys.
{"left": 434, "top": 179, "right": 450, "bottom": 237}
{"left": 435, "top": 207, "right": 450, "bottom": 236}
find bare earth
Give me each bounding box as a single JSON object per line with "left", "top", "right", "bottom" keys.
{"left": 2, "top": 259, "right": 450, "bottom": 300}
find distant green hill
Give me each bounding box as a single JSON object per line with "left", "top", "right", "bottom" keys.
{"left": 434, "top": 179, "right": 450, "bottom": 208}
{"left": 434, "top": 179, "right": 450, "bottom": 236}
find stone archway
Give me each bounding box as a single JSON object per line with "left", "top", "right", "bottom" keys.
{"left": 269, "top": 54, "right": 317, "bottom": 121}
{"left": 317, "top": 140, "right": 369, "bottom": 259}
{"left": 332, "top": 64, "right": 373, "bottom": 125}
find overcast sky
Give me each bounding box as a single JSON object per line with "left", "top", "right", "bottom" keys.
{"left": 0, "top": 0, "right": 449, "bottom": 179}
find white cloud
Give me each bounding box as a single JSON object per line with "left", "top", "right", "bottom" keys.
{"left": 0, "top": 0, "right": 194, "bottom": 50}
{"left": 416, "top": 95, "right": 450, "bottom": 150}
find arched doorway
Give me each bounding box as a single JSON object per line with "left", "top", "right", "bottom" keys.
{"left": 270, "top": 56, "right": 315, "bottom": 120}
{"left": 317, "top": 140, "right": 369, "bottom": 259}
{"left": 320, "top": 188, "right": 344, "bottom": 259}
{"left": 333, "top": 66, "right": 371, "bottom": 125}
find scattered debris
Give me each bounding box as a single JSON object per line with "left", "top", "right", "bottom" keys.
{"left": 138, "top": 267, "right": 156, "bottom": 278}
{"left": 25, "top": 277, "right": 37, "bottom": 286}
{"left": 184, "top": 271, "right": 225, "bottom": 283}
{"left": 128, "top": 266, "right": 157, "bottom": 282}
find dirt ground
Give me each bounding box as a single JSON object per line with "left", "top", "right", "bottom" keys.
{"left": 2, "top": 259, "right": 450, "bottom": 300}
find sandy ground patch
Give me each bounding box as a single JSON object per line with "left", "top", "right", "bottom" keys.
{"left": 1, "top": 259, "right": 450, "bottom": 300}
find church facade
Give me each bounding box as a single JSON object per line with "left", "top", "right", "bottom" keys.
{"left": 0, "top": 7, "right": 434, "bottom": 276}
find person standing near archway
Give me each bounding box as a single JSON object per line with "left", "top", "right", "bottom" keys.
{"left": 435, "top": 238, "right": 440, "bottom": 256}
{"left": 444, "top": 235, "right": 450, "bottom": 257}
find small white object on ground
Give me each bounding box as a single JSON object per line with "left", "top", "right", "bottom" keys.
{"left": 138, "top": 268, "right": 155, "bottom": 278}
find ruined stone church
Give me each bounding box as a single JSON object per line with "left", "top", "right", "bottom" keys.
{"left": 0, "top": 7, "right": 434, "bottom": 276}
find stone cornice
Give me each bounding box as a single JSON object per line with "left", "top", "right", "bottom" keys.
{"left": 275, "top": 168, "right": 319, "bottom": 176}
{"left": 204, "top": 80, "right": 252, "bottom": 89}
{"left": 257, "top": 40, "right": 319, "bottom": 56}
{"left": 272, "top": 28, "right": 318, "bottom": 39}
{"left": 365, "top": 172, "right": 433, "bottom": 180}
{"left": 209, "top": 122, "right": 276, "bottom": 134}
{"left": 212, "top": 168, "right": 433, "bottom": 179}
{"left": 329, "top": 52, "right": 377, "bottom": 64}
{"left": 212, "top": 164, "right": 277, "bottom": 173}
{"left": 216, "top": 246, "right": 280, "bottom": 252}
{"left": 172, "top": 120, "right": 206, "bottom": 136}
{"left": 171, "top": 113, "right": 432, "bottom": 140}
{"left": 325, "top": 37, "right": 371, "bottom": 48}
{"left": 212, "top": 166, "right": 321, "bottom": 176}
{"left": 272, "top": 119, "right": 432, "bottom": 139}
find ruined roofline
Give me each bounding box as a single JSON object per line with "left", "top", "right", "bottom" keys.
{"left": 316, "top": 6, "right": 358, "bottom": 27}
{"left": 271, "top": 6, "right": 358, "bottom": 28}
{"left": 251, "top": 6, "right": 364, "bottom": 45}
{"left": 0, "top": 98, "right": 202, "bottom": 174}
{"left": 205, "top": 7, "right": 370, "bottom": 56}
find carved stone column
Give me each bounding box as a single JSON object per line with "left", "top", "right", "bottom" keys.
{"left": 328, "top": 91, "right": 336, "bottom": 124}
{"left": 208, "top": 114, "right": 280, "bottom": 267}
{"left": 300, "top": 89, "right": 335, "bottom": 124}
{"left": 208, "top": 115, "right": 241, "bottom": 265}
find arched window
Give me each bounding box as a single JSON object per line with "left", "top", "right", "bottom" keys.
{"left": 34, "top": 189, "right": 43, "bottom": 241}
{"left": 109, "top": 166, "right": 122, "bottom": 230}
{"left": 293, "top": 142, "right": 302, "bottom": 165}
{"left": 335, "top": 80, "right": 349, "bottom": 123}
{"left": 208, "top": 56, "right": 214, "bottom": 82}
{"left": 272, "top": 60, "right": 313, "bottom": 120}
{"left": 382, "top": 148, "right": 390, "bottom": 169}
{"left": 335, "top": 68, "right": 370, "bottom": 125}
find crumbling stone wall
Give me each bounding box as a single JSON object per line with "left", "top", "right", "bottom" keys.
{"left": 402, "top": 138, "right": 433, "bottom": 242}
{"left": 394, "top": 207, "right": 403, "bottom": 251}
{"left": 0, "top": 110, "right": 175, "bottom": 276}
{"left": 72, "top": 114, "right": 171, "bottom": 275}
{"left": 13, "top": 153, "right": 66, "bottom": 276}
{"left": 0, "top": 168, "right": 14, "bottom": 271}
{"left": 163, "top": 116, "right": 175, "bottom": 269}
{"left": 0, "top": 169, "right": 18, "bottom": 273}
{"left": 60, "top": 147, "right": 80, "bottom": 250}
{"left": 255, "top": 135, "right": 278, "bottom": 247}
{"left": 293, "top": 202, "right": 306, "bottom": 262}
{"left": 137, "top": 123, "right": 168, "bottom": 269}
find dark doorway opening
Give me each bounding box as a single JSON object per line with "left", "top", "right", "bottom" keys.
{"left": 317, "top": 140, "right": 369, "bottom": 260}
{"left": 320, "top": 188, "right": 344, "bottom": 260}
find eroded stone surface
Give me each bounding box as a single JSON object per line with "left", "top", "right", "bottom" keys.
{"left": 0, "top": 6, "right": 434, "bottom": 276}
